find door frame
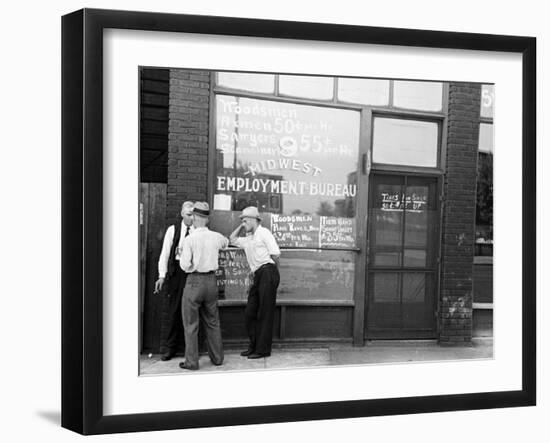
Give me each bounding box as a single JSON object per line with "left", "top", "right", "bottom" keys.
{"left": 363, "top": 172, "right": 443, "bottom": 339}
{"left": 356, "top": 109, "right": 447, "bottom": 342}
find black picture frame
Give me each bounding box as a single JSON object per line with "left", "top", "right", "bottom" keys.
{"left": 61, "top": 8, "right": 536, "bottom": 435}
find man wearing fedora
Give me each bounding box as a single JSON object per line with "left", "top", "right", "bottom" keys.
{"left": 229, "top": 206, "right": 281, "bottom": 359}
{"left": 178, "top": 201, "right": 228, "bottom": 370}
{"left": 154, "top": 201, "right": 195, "bottom": 361}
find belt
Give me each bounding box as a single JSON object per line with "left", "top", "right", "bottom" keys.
{"left": 189, "top": 270, "right": 216, "bottom": 275}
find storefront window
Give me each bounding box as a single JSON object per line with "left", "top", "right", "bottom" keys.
{"left": 214, "top": 94, "right": 360, "bottom": 219}
{"left": 479, "top": 123, "right": 494, "bottom": 154}
{"left": 480, "top": 84, "right": 494, "bottom": 119}
{"left": 279, "top": 75, "right": 334, "bottom": 100}
{"left": 476, "top": 123, "right": 493, "bottom": 250}
{"left": 337, "top": 78, "right": 390, "bottom": 106}
{"left": 393, "top": 81, "right": 443, "bottom": 112}
{"left": 372, "top": 117, "right": 439, "bottom": 167}
{"left": 217, "top": 72, "right": 275, "bottom": 93}
{"left": 213, "top": 94, "right": 359, "bottom": 301}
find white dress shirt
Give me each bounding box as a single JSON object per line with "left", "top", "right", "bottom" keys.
{"left": 157, "top": 222, "right": 194, "bottom": 278}
{"left": 231, "top": 226, "right": 281, "bottom": 272}
{"left": 179, "top": 227, "right": 229, "bottom": 273}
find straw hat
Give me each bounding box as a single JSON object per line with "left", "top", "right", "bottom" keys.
{"left": 239, "top": 206, "right": 261, "bottom": 220}
{"left": 193, "top": 201, "right": 210, "bottom": 217}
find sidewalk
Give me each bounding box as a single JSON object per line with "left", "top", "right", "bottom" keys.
{"left": 139, "top": 338, "right": 493, "bottom": 375}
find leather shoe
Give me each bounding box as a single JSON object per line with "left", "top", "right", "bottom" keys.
{"left": 160, "top": 351, "right": 175, "bottom": 361}
{"left": 247, "top": 352, "right": 271, "bottom": 359}
{"left": 240, "top": 349, "right": 254, "bottom": 357}
{"left": 179, "top": 361, "right": 198, "bottom": 370}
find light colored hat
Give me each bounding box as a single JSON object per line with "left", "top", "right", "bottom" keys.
{"left": 239, "top": 206, "right": 261, "bottom": 220}
{"left": 193, "top": 201, "right": 210, "bottom": 217}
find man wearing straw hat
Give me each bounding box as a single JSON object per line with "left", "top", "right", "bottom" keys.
{"left": 178, "top": 201, "right": 228, "bottom": 370}
{"left": 229, "top": 206, "right": 281, "bottom": 359}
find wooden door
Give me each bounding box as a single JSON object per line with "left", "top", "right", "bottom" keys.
{"left": 140, "top": 183, "right": 167, "bottom": 353}
{"left": 365, "top": 174, "right": 440, "bottom": 339}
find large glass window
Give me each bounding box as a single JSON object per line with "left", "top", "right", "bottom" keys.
{"left": 393, "top": 81, "right": 443, "bottom": 112}
{"left": 279, "top": 75, "right": 334, "bottom": 100}
{"left": 372, "top": 117, "right": 439, "bottom": 167}
{"left": 217, "top": 72, "right": 275, "bottom": 93}
{"left": 214, "top": 95, "right": 360, "bottom": 218}
{"left": 337, "top": 78, "right": 390, "bottom": 106}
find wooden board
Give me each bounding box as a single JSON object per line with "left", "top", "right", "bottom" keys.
{"left": 140, "top": 183, "right": 167, "bottom": 353}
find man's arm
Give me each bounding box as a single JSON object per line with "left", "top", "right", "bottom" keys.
{"left": 218, "top": 233, "right": 230, "bottom": 250}
{"left": 154, "top": 225, "right": 174, "bottom": 293}
{"left": 229, "top": 222, "right": 246, "bottom": 247}
{"left": 179, "top": 237, "right": 193, "bottom": 272}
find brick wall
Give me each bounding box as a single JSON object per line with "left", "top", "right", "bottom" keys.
{"left": 439, "top": 83, "right": 481, "bottom": 344}
{"left": 161, "top": 69, "right": 211, "bottom": 353}
{"left": 166, "top": 69, "right": 211, "bottom": 223}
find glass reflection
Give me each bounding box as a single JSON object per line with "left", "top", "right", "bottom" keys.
{"left": 479, "top": 123, "right": 494, "bottom": 154}
{"left": 338, "top": 78, "right": 389, "bottom": 106}
{"left": 373, "top": 183, "right": 403, "bottom": 266}
{"left": 279, "top": 75, "right": 334, "bottom": 100}
{"left": 393, "top": 81, "right": 443, "bottom": 111}
{"left": 217, "top": 72, "right": 275, "bottom": 93}
{"left": 215, "top": 95, "right": 359, "bottom": 217}
{"left": 372, "top": 117, "right": 439, "bottom": 167}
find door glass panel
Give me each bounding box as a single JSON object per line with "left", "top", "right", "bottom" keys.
{"left": 403, "top": 249, "right": 427, "bottom": 267}
{"left": 373, "top": 273, "right": 399, "bottom": 303}
{"left": 371, "top": 180, "right": 403, "bottom": 266}
{"left": 402, "top": 273, "right": 426, "bottom": 303}
{"left": 403, "top": 184, "right": 429, "bottom": 266}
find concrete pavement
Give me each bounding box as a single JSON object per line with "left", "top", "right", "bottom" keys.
{"left": 139, "top": 338, "right": 493, "bottom": 375}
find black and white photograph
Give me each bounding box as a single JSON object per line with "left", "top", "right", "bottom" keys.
{"left": 138, "top": 69, "right": 495, "bottom": 375}
{"left": 3, "top": 0, "right": 547, "bottom": 441}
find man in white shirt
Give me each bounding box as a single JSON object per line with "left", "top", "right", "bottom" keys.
{"left": 178, "top": 202, "right": 228, "bottom": 370}
{"left": 229, "top": 206, "right": 281, "bottom": 359}
{"left": 154, "top": 201, "right": 194, "bottom": 361}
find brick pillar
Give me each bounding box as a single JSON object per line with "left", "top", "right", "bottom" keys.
{"left": 439, "top": 83, "right": 481, "bottom": 345}
{"left": 160, "top": 69, "right": 211, "bottom": 353}
{"left": 166, "top": 69, "right": 210, "bottom": 222}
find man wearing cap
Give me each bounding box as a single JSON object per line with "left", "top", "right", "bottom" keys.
{"left": 154, "top": 201, "right": 195, "bottom": 361}
{"left": 179, "top": 202, "right": 228, "bottom": 370}
{"left": 229, "top": 206, "right": 281, "bottom": 359}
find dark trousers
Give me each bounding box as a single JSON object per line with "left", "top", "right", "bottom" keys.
{"left": 164, "top": 268, "right": 187, "bottom": 353}
{"left": 181, "top": 273, "right": 224, "bottom": 368}
{"left": 245, "top": 263, "right": 280, "bottom": 354}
